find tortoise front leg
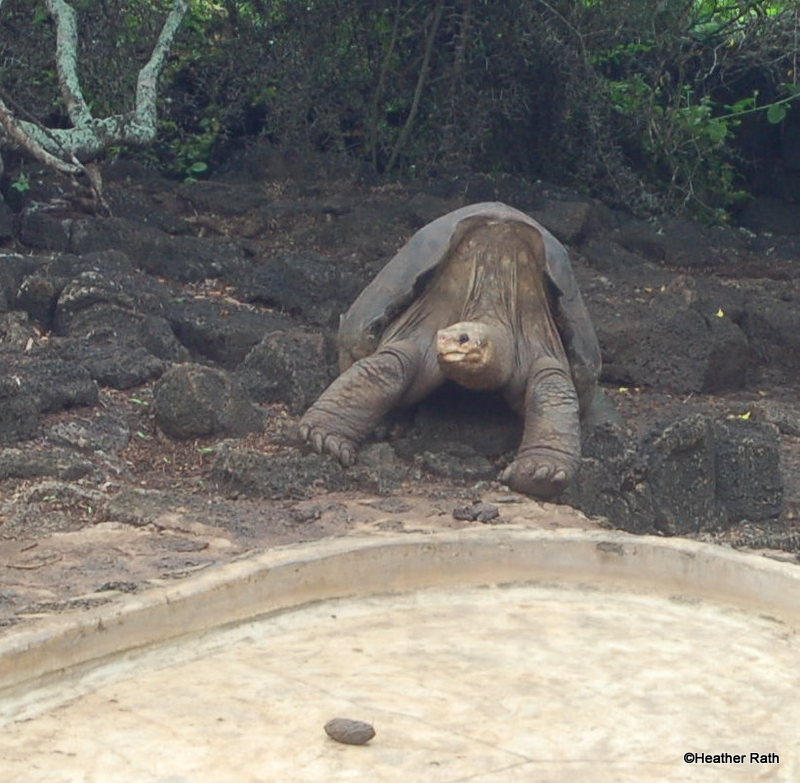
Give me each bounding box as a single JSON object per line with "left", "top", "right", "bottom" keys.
{"left": 299, "top": 340, "right": 422, "bottom": 466}
{"left": 501, "top": 357, "right": 581, "bottom": 499}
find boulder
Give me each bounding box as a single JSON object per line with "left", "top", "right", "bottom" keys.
{"left": 0, "top": 348, "right": 98, "bottom": 416}
{"left": 0, "top": 447, "right": 93, "bottom": 480}
{"left": 55, "top": 336, "right": 166, "bottom": 389}
{"left": 741, "top": 286, "right": 800, "bottom": 371}
{"left": 16, "top": 273, "right": 63, "bottom": 326}
{"left": 211, "top": 443, "right": 351, "bottom": 499}
{"left": 238, "top": 329, "right": 332, "bottom": 415}
{"left": 714, "top": 419, "right": 783, "bottom": 521}
{"left": 612, "top": 217, "right": 738, "bottom": 270}
{"left": 167, "top": 297, "right": 290, "bottom": 368}
{"left": 580, "top": 239, "right": 647, "bottom": 274}
{"left": 18, "top": 209, "right": 73, "bottom": 252}
{"left": 153, "top": 364, "right": 264, "bottom": 440}
{"left": 594, "top": 292, "right": 749, "bottom": 393}
{"left": 568, "top": 413, "right": 784, "bottom": 534}
{"left": 641, "top": 413, "right": 727, "bottom": 535}
{"left": 0, "top": 253, "right": 44, "bottom": 311}
{"left": 0, "top": 194, "right": 13, "bottom": 240}
{"left": 0, "top": 390, "right": 40, "bottom": 443}
{"left": 564, "top": 422, "right": 654, "bottom": 534}
{"left": 45, "top": 414, "right": 130, "bottom": 454}
{"left": 21, "top": 215, "right": 249, "bottom": 283}
{"left": 0, "top": 311, "right": 37, "bottom": 350}
{"left": 530, "top": 198, "right": 614, "bottom": 245}
{"left": 177, "top": 180, "right": 267, "bottom": 216}
{"left": 233, "top": 252, "right": 361, "bottom": 328}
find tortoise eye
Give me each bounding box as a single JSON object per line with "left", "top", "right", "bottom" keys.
{"left": 458, "top": 333, "right": 470, "bottom": 344}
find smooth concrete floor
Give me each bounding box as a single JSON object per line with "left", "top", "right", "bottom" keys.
{"left": 1, "top": 581, "right": 798, "bottom": 782}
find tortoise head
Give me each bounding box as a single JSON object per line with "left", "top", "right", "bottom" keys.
{"left": 436, "top": 321, "right": 512, "bottom": 391}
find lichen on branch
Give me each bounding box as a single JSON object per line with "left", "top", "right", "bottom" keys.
{"left": 0, "top": 0, "right": 189, "bottom": 174}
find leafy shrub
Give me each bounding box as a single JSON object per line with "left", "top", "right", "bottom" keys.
{"left": 1, "top": 0, "right": 798, "bottom": 217}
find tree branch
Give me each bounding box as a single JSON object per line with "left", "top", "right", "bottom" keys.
{"left": 134, "top": 0, "right": 189, "bottom": 138}
{"left": 0, "top": 97, "right": 83, "bottom": 174}
{"left": 452, "top": 0, "right": 472, "bottom": 79}
{"left": 368, "top": 0, "right": 403, "bottom": 168}
{"left": 0, "top": 0, "right": 189, "bottom": 171}
{"left": 45, "top": 0, "right": 92, "bottom": 128}
{"left": 387, "top": 0, "right": 445, "bottom": 172}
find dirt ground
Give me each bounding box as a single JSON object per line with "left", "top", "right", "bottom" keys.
{"left": 1, "top": 353, "right": 796, "bottom": 636}
{"left": 1, "top": 163, "right": 799, "bottom": 634}
{"left": 0, "top": 374, "right": 612, "bottom": 634}
{"left": 0, "top": 399, "right": 605, "bottom": 630}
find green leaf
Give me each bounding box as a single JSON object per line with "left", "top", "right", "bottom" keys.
{"left": 11, "top": 173, "right": 30, "bottom": 193}
{"left": 726, "top": 95, "right": 756, "bottom": 114}
{"left": 767, "top": 104, "right": 788, "bottom": 124}
{"left": 706, "top": 120, "right": 728, "bottom": 143}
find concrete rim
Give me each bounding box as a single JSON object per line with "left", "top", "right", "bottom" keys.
{"left": 2, "top": 527, "right": 799, "bottom": 700}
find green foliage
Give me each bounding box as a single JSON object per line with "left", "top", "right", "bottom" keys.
{"left": 590, "top": 42, "right": 654, "bottom": 68}
{"left": 10, "top": 172, "right": 31, "bottom": 193}
{"left": 2, "top": 0, "right": 799, "bottom": 216}
{"left": 152, "top": 0, "right": 794, "bottom": 217}
{"left": 164, "top": 114, "right": 221, "bottom": 179}
{"left": 185, "top": 160, "right": 209, "bottom": 178}
{"left": 585, "top": 0, "right": 800, "bottom": 216}
{"left": 606, "top": 77, "right": 746, "bottom": 215}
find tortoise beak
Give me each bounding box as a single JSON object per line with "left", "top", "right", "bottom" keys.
{"left": 437, "top": 330, "right": 479, "bottom": 363}
{"left": 437, "top": 331, "right": 462, "bottom": 360}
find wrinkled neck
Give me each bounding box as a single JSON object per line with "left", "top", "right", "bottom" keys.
{"left": 441, "top": 323, "right": 513, "bottom": 391}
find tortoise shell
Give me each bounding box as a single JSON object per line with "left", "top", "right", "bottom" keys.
{"left": 338, "top": 202, "right": 601, "bottom": 399}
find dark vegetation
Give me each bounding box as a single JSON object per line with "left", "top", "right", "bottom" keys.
{"left": 1, "top": 0, "right": 799, "bottom": 220}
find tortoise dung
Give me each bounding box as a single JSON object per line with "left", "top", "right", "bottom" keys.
{"left": 324, "top": 717, "right": 376, "bottom": 745}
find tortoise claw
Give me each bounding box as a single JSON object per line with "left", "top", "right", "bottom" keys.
{"left": 297, "top": 414, "right": 359, "bottom": 467}
{"left": 339, "top": 443, "right": 355, "bottom": 467}
{"left": 533, "top": 465, "right": 551, "bottom": 480}
{"left": 500, "top": 454, "right": 575, "bottom": 500}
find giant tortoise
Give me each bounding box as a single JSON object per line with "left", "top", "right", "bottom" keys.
{"left": 299, "top": 202, "right": 616, "bottom": 499}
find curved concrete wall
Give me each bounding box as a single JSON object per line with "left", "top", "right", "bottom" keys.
{"left": 2, "top": 527, "right": 799, "bottom": 700}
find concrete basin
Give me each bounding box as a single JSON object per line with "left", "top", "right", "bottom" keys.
{"left": 1, "top": 528, "right": 798, "bottom": 782}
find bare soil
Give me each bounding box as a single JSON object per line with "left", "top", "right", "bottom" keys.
{"left": 1, "top": 166, "right": 799, "bottom": 634}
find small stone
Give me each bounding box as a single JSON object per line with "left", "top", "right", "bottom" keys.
{"left": 453, "top": 501, "right": 500, "bottom": 524}
{"left": 289, "top": 504, "right": 323, "bottom": 523}
{"left": 324, "top": 718, "right": 375, "bottom": 745}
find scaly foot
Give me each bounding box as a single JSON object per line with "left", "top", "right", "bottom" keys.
{"left": 500, "top": 450, "right": 576, "bottom": 500}
{"left": 298, "top": 418, "right": 358, "bottom": 467}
